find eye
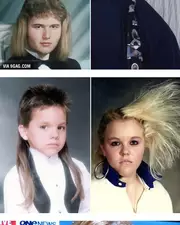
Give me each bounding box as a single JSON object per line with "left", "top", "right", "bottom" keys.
{"left": 33, "top": 24, "right": 42, "bottom": 29}
{"left": 110, "top": 141, "right": 120, "bottom": 146}
{"left": 57, "top": 126, "right": 66, "bottom": 130}
{"left": 40, "top": 125, "right": 48, "bottom": 129}
{"left": 51, "top": 24, "right": 60, "bottom": 29}
{"left": 130, "top": 140, "right": 139, "bottom": 145}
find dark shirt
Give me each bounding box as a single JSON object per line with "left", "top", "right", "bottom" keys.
{"left": 0, "top": 53, "right": 81, "bottom": 69}
{"left": 91, "top": 0, "right": 180, "bottom": 69}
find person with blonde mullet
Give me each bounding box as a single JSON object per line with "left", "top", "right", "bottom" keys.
{"left": 3, "top": 84, "right": 89, "bottom": 213}
{"left": 91, "top": 81, "right": 180, "bottom": 213}
{"left": 1, "top": 0, "right": 80, "bottom": 69}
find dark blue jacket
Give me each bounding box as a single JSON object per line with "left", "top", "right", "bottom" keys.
{"left": 91, "top": 0, "right": 180, "bottom": 69}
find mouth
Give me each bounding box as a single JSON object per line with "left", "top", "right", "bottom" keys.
{"left": 119, "top": 160, "right": 132, "bottom": 165}
{"left": 40, "top": 42, "right": 52, "bottom": 47}
{"left": 47, "top": 143, "right": 59, "bottom": 147}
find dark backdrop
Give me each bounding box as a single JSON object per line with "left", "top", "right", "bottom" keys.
{"left": 92, "top": 77, "right": 180, "bottom": 213}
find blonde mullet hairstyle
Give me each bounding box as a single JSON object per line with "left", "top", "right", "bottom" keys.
{"left": 53, "top": 13, "right": 71, "bottom": 61}
{"left": 11, "top": 18, "right": 27, "bottom": 57}
{"left": 122, "top": 81, "right": 180, "bottom": 178}
{"left": 11, "top": 0, "right": 71, "bottom": 60}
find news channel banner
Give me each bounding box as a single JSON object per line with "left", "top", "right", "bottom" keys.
{"left": 0, "top": 221, "right": 180, "bottom": 225}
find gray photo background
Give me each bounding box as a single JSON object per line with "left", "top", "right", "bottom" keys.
{"left": 92, "top": 77, "right": 180, "bottom": 213}
{"left": 0, "top": 77, "right": 90, "bottom": 212}
{"left": 0, "top": 0, "right": 90, "bottom": 68}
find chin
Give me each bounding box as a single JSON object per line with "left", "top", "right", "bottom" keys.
{"left": 118, "top": 168, "right": 135, "bottom": 178}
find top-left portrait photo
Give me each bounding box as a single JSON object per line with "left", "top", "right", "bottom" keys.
{"left": 0, "top": 0, "right": 90, "bottom": 69}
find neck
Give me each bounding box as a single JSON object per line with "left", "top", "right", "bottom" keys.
{"left": 26, "top": 49, "right": 50, "bottom": 60}
{"left": 120, "top": 172, "right": 138, "bottom": 187}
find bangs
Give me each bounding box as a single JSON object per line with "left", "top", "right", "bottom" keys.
{"left": 21, "top": 0, "right": 67, "bottom": 21}
{"left": 32, "top": 11, "right": 62, "bottom": 22}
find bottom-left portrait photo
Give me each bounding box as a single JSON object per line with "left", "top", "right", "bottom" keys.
{"left": 0, "top": 77, "right": 90, "bottom": 213}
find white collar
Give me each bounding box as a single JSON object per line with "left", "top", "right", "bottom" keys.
{"left": 26, "top": 49, "right": 50, "bottom": 61}
{"left": 29, "top": 147, "right": 59, "bottom": 164}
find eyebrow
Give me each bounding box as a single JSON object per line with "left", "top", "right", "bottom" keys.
{"left": 32, "top": 23, "right": 60, "bottom": 27}
{"left": 39, "top": 121, "right": 66, "bottom": 125}
{"left": 107, "top": 136, "right": 142, "bottom": 141}
{"left": 107, "top": 137, "right": 120, "bottom": 141}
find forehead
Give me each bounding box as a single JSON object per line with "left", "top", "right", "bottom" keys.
{"left": 31, "top": 106, "right": 66, "bottom": 121}
{"left": 29, "top": 14, "right": 61, "bottom": 24}
{"left": 105, "top": 118, "right": 144, "bottom": 138}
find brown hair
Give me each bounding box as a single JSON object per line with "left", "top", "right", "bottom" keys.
{"left": 17, "top": 84, "right": 84, "bottom": 208}
{"left": 11, "top": 0, "right": 71, "bottom": 60}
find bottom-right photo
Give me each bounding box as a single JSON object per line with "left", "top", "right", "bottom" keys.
{"left": 91, "top": 78, "right": 180, "bottom": 213}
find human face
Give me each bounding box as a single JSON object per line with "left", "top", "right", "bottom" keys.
{"left": 27, "top": 15, "right": 61, "bottom": 57}
{"left": 19, "top": 106, "right": 67, "bottom": 157}
{"left": 101, "top": 119, "right": 145, "bottom": 178}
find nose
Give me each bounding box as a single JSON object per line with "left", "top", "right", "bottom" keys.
{"left": 50, "top": 128, "right": 59, "bottom": 139}
{"left": 120, "top": 144, "right": 130, "bottom": 156}
{"left": 42, "top": 27, "right": 51, "bottom": 39}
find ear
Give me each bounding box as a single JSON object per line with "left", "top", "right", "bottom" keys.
{"left": 18, "top": 124, "right": 28, "bottom": 140}
{"left": 100, "top": 144, "right": 106, "bottom": 157}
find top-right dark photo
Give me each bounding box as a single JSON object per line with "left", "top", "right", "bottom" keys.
{"left": 91, "top": 0, "right": 180, "bottom": 69}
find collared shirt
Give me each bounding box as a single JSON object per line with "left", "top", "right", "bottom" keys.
{"left": 26, "top": 49, "right": 50, "bottom": 61}
{"left": 91, "top": 161, "right": 173, "bottom": 213}
{"left": 25, "top": 49, "right": 51, "bottom": 70}
{"left": 4, "top": 148, "right": 90, "bottom": 213}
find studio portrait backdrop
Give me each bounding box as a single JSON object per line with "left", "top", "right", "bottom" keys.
{"left": 0, "top": 77, "right": 90, "bottom": 213}
{"left": 92, "top": 77, "right": 180, "bottom": 213}
{"left": 0, "top": 0, "right": 90, "bottom": 68}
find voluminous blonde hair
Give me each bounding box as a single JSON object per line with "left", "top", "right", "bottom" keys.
{"left": 95, "top": 81, "right": 180, "bottom": 179}
{"left": 11, "top": 0, "right": 70, "bottom": 60}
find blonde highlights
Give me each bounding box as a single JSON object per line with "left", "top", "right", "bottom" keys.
{"left": 95, "top": 81, "right": 180, "bottom": 179}
{"left": 122, "top": 81, "right": 180, "bottom": 178}
{"left": 17, "top": 84, "right": 84, "bottom": 209}
{"left": 11, "top": 0, "right": 70, "bottom": 60}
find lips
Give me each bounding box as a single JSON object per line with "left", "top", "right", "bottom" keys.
{"left": 40, "top": 42, "right": 52, "bottom": 47}
{"left": 47, "top": 143, "right": 59, "bottom": 147}
{"left": 120, "top": 160, "right": 132, "bottom": 164}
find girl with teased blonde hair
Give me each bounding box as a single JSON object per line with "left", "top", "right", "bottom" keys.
{"left": 91, "top": 81, "right": 180, "bottom": 213}
{"left": 1, "top": 0, "right": 80, "bottom": 69}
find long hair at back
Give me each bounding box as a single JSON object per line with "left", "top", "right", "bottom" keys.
{"left": 17, "top": 84, "right": 84, "bottom": 208}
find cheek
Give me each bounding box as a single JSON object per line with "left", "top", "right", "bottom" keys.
{"left": 53, "top": 29, "right": 61, "bottom": 42}
{"left": 102, "top": 144, "right": 117, "bottom": 160}
{"left": 28, "top": 28, "right": 41, "bottom": 43}
{"left": 133, "top": 146, "right": 145, "bottom": 164}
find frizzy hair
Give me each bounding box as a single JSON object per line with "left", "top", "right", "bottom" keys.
{"left": 17, "top": 84, "right": 84, "bottom": 208}
{"left": 95, "top": 81, "right": 180, "bottom": 179}
{"left": 11, "top": 0, "right": 71, "bottom": 60}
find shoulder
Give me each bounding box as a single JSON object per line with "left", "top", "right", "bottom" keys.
{"left": 152, "top": 180, "right": 172, "bottom": 207}
{"left": 4, "top": 165, "right": 19, "bottom": 186}
{"left": 65, "top": 58, "right": 81, "bottom": 69}
{"left": 72, "top": 157, "right": 88, "bottom": 172}
{"left": 91, "top": 177, "right": 109, "bottom": 189}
